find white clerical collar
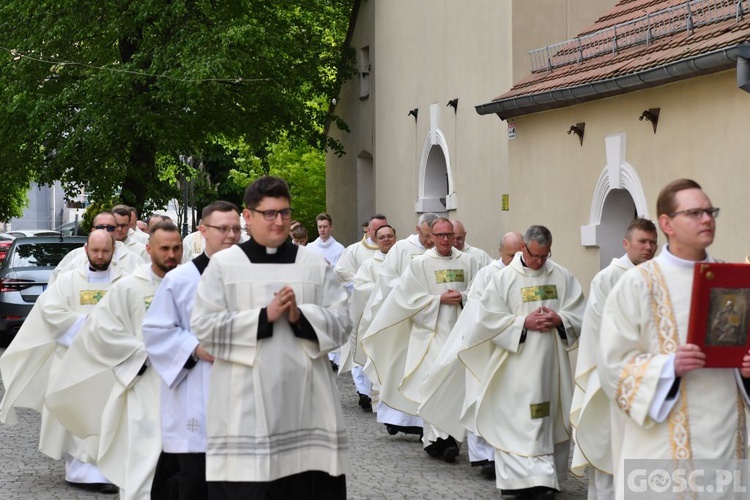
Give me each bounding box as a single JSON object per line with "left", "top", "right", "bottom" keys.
{"left": 316, "top": 236, "right": 334, "bottom": 248}
{"left": 658, "top": 245, "right": 710, "bottom": 269}
{"left": 87, "top": 267, "right": 111, "bottom": 283}
{"left": 150, "top": 267, "right": 164, "bottom": 286}
{"left": 266, "top": 246, "right": 278, "bottom": 255}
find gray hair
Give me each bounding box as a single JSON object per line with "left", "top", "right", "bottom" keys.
{"left": 418, "top": 212, "right": 439, "bottom": 227}
{"left": 524, "top": 225, "right": 552, "bottom": 247}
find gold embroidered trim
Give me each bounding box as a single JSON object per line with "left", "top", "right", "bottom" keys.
{"left": 520, "top": 285, "right": 558, "bottom": 303}
{"left": 736, "top": 388, "right": 746, "bottom": 459}
{"left": 639, "top": 261, "right": 693, "bottom": 460}
{"left": 434, "top": 269, "right": 465, "bottom": 284}
{"left": 615, "top": 353, "right": 653, "bottom": 414}
{"left": 80, "top": 290, "right": 107, "bottom": 305}
{"left": 144, "top": 295, "right": 154, "bottom": 311}
{"left": 530, "top": 401, "right": 550, "bottom": 419}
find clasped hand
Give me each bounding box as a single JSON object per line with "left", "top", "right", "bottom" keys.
{"left": 523, "top": 306, "right": 561, "bottom": 332}
{"left": 440, "top": 289, "right": 463, "bottom": 305}
{"left": 267, "top": 285, "right": 300, "bottom": 324}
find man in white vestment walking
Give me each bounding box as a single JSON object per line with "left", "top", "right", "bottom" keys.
{"left": 363, "top": 218, "right": 479, "bottom": 462}
{"left": 570, "top": 218, "right": 657, "bottom": 500}
{"left": 46, "top": 221, "right": 183, "bottom": 499}
{"left": 0, "top": 230, "right": 125, "bottom": 494}
{"left": 364, "top": 212, "right": 439, "bottom": 437}
{"left": 113, "top": 204, "right": 151, "bottom": 263}
{"left": 339, "top": 223, "right": 397, "bottom": 411}
{"left": 191, "top": 176, "right": 351, "bottom": 499}
{"left": 142, "top": 201, "right": 241, "bottom": 500}
{"left": 419, "top": 231, "right": 524, "bottom": 480}
{"left": 307, "top": 212, "right": 345, "bottom": 267}
{"left": 599, "top": 179, "right": 750, "bottom": 499}
{"left": 452, "top": 220, "right": 493, "bottom": 268}
{"left": 334, "top": 213, "right": 388, "bottom": 291}
{"left": 459, "top": 225, "right": 585, "bottom": 498}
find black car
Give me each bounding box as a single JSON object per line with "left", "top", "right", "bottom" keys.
{"left": 0, "top": 236, "right": 86, "bottom": 346}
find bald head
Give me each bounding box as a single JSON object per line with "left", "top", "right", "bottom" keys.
{"left": 86, "top": 229, "right": 116, "bottom": 271}
{"left": 499, "top": 232, "right": 524, "bottom": 266}
{"left": 452, "top": 220, "right": 467, "bottom": 250}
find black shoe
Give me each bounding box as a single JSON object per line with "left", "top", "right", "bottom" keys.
{"left": 530, "top": 487, "right": 557, "bottom": 499}
{"left": 385, "top": 424, "right": 399, "bottom": 435}
{"left": 358, "top": 393, "right": 372, "bottom": 411}
{"left": 424, "top": 442, "right": 441, "bottom": 458}
{"left": 480, "top": 462, "right": 496, "bottom": 480}
{"left": 98, "top": 483, "right": 119, "bottom": 494}
{"left": 443, "top": 445, "right": 459, "bottom": 463}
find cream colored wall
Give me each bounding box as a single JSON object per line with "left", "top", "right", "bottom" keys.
{"left": 510, "top": 0, "right": 617, "bottom": 83}
{"left": 329, "top": 0, "right": 515, "bottom": 252}
{"left": 506, "top": 70, "right": 750, "bottom": 291}
{"left": 326, "top": 0, "right": 375, "bottom": 241}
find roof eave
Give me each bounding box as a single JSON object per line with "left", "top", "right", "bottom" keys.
{"left": 475, "top": 45, "right": 743, "bottom": 120}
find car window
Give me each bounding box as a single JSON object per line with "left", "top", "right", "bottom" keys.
{"left": 9, "top": 242, "right": 83, "bottom": 268}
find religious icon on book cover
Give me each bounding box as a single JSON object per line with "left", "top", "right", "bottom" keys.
{"left": 705, "top": 289, "right": 750, "bottom": 347}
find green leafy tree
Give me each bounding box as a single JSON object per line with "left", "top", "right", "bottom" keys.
{"left": 0, "top": 0, "right": 354, "bottom": 218}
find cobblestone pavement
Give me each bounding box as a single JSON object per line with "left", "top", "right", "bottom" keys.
{"left": 0, "top": 349, "right": 587, "bottom": 499}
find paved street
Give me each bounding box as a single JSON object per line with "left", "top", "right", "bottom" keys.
{"left": 0, "top": 350, "right": 587, "bottom": 499}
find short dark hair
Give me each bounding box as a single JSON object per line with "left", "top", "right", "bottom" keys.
{"left": 202, "top": 200, "right": 240, "bottom": 220}
{"left": 375, "top": 224, "right": 396, "bottom": 239}
{"left": 111, "top": 204, "right": 132, "bottom": 220}
{"left": 129, "top": 206, "right": 138, "bottom": 217}
{"left": 291, "top": 225, "right": 308, "bottom": 239}
{"left": 243, "top": 176, "right": 291, "bottom": 209}
{"left": 149, "top": 220, "right": 180, "bottom": 239}
{"left": 369, "top": 213, "right": 387, "bottom": 223}
{"left": 625, "top": 218, "right": 657, "bottom": 239}
{"left": 524, "top": 225, "right": 552, "bottom": 247}
{"left": 316, "top": 213, "right": 333, "bottom": 224}
{"left": 656, "top": 179, "right": 702, "bottom": 217}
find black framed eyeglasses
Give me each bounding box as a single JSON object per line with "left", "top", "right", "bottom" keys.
{"left": 250, "top": 208, "right": 293, "bottom": 221}
{"left": 431, "top": 232, "right": 455, "bottom": 239}
{"left": 667, "top": 207, "right": 720, "bottom": 220}
{"left": 93, "top": 224, "right": 116, "bottom": 232}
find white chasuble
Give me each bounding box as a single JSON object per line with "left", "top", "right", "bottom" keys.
{"left": 46, "top": 264, "right": 162, "bottom": 499}
{"left": 334, "top": 236, "right": 378, "bottom": 289}
{"left": 458, "top": 253, "right": 584, "bottom": 458}
{"left": 598, "top": 249, "right": 749, "bottom": 500}
{"left": 190, "top": 243, "right": 351, "bottom": 483}
{"left": 0, "top": 264, "right": 123, "bottom": 462}
{"left": 362, "top": 248, "right": 478, "bottom": 416}
{"left": 570, "top": 255, "right": 632, "bottom": 478}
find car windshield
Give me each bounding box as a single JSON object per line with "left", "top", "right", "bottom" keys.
{"left": 9, "top": 242, "right": 82, "bottom": 268}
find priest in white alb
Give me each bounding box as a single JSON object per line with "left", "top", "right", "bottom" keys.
{"left": 598, "top": 179, "right": 750, "bottom": 500}
{"left": 334, "top": 213, "right": 388, "bottom": 291}
{"left": 570, "top": 217, "right": 657, "bottom": 500}
{"left": 46, "top": 221, "right": 183, "bottom": 499}
{"left": 459, "top": 225, "right": 585, "bottom": 498}
{"left": 0, "top": 230, "right": 124, "bottom": 494}
{"left": 452, "top": 220, "right": 493, "bottom": 268}
{"left": 142, "top": 201, "right": 242, "bottom": 500}
{"left": 363, "top": 217, "right": 479, "bottom": 462}
{"left": 190, "top": 176, "right": 351, "bottom": 499}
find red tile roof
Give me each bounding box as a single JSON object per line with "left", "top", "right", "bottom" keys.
{"left": 478, "top": 0, "right": 750, "bottom": 118}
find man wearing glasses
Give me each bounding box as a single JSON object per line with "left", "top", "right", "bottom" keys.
{"left": 191, "top": 176, "right": 351, "bottom": 499}
{"left": 459, "top": 224, "right": 585, "bottom": 499}
{"left": 50, "top": 211, "right": 145, "bottom": 283}
{"left": 598, "top": 179, "right": 750, "bottom": 499}
{"left": 112, "top": 204, "right": 150, "bottom": 263}
{"left": 363, "top": 217, "right": 479, "bottom": 463}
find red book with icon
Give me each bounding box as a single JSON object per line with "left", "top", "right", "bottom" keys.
{"left": 686, "top": 262, "right": 750, "bottom": 368}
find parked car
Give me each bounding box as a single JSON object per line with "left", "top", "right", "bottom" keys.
{"left": 0, "top": 236, "right": 86, "bottom": 346}
{"left": 57, "top": 221, "right": 89, "bottom": 237}
{"left": 0, "top": 234, "right": 14, "bottom": 266}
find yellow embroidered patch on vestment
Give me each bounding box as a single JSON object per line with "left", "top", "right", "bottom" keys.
{"left": 530, "top": 401, "right": 550, "bottom": 419}
{"left": 144, "top": 295, "right": 154, "bottom": 310}
{"left": 434, "top": 269, "right": 465, "bottom": 284}
{"left": 521, "top": 285, "right": 558, "bottom": 303}
{"left": 80, "top": 290, "right": 107, "bottom": 305}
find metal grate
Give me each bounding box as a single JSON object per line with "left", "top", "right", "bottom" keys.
{"left": 529, "top": 0, "right": 749, "bottom": 73}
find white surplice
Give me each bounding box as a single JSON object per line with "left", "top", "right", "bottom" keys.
{"left": 459, "top": 252, "right": 585, "bottom": 490}
{"left": 46, "top": 264, "right": 162, "bottom": 499}
{"left": 334, "top": 235, "right": 378, "bottom": 291}
{"left": 598, "top": 248, "right": 749, "bottom": 500}
{"left": 142, "top": 255, "right": 211, "bottom": 453}
{"left": 307, "top": 235, "right": 345, "bottom": 267}
{"left": 460, "top": 243, "right": 493, "bottom": 269}
{"left": 190, "top": 242, "right": 351, "bottom": 483}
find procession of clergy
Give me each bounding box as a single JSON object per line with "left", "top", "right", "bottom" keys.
{"left": 1, "top": 176, "right": 749, "bottom": 500}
